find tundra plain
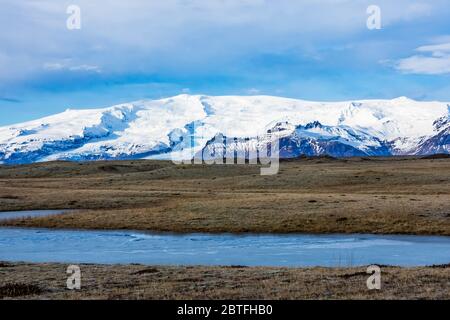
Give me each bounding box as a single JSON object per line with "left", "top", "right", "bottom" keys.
{"left": 0, "top": 156, "right": 449, "bottom": 299}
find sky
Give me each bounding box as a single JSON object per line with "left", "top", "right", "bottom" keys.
{"left": 1, "top": 0, "right": 450, "bottom": 126}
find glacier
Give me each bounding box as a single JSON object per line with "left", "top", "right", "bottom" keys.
{"left": 0, "top": 94, "right": 449, "bottom": 164}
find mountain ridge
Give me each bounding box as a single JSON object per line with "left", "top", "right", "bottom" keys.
{"left": 0, "top": 94, "right": 449, "bottom": 164}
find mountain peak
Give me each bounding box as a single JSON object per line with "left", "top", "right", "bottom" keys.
{"left": 392, "top": 96, "right": 415, "bottom": 103}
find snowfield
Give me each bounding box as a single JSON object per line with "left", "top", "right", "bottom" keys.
{"left": 0, "top": 94, "right": 449, "bottom": 164}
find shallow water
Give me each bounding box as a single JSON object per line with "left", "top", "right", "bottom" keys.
{"left": 1, "top": 226, "right": 450, "bottom": 267}
{"left": 0, "top": 210, "right": 69, "bottom": 221}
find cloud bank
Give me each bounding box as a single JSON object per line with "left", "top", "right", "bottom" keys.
{"left": 396, "top": 42, "right": 450, "bottom": 75}
{"left": 0, "top": 0, "right": 450, "bottom": 125}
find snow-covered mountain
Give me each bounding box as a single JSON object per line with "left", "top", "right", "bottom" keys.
{"left": 0, "top": 94, "right": 449, "bottom": 164}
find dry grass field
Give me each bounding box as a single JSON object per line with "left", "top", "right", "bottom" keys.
{"left": 1, "top": 157, "right": 450, "bottom": 300}
{"left": 0, "top": 156, "right": 449, "bottom": 235}
{"left": 0, "top": 262, "right": 449, "bottom": 300}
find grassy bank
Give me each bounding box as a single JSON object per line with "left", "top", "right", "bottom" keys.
{"left": 0, "top": 157, "right": 449, "bottom": 235}
{"left": 1, "top": 262, "right": 449, "bottom": 299}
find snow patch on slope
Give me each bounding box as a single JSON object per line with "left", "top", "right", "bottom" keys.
{"left": 0, "top": 94, "right": 449, "bottom": 164}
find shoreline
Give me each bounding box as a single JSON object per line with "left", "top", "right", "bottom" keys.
{"left": 2, "top": 208, "right": 449, "bottom": 235}
{"left": 2, "top": 220, "right": 450, "bottom": 237}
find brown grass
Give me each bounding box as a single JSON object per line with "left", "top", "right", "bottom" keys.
{"left": 1, "top": 262, "right": 449, "bottom": 300}
{"left": 0, "top": 157, "right": 449, "bottom": 235}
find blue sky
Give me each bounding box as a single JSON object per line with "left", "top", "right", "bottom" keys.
{"left": 1, "top": 0, "right": 450, "bottom": 126}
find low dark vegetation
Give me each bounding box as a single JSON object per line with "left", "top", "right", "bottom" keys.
{"left": 339, "top": 271, "right": 368, "bottom": 279}
{"left": 0, "top": 283, "right": 42, "bottom": 298}
{"left": 429, "top": 263, "right": 450, "bottom": 268}
{"left": 422, "top": 154, "right": 450, "bottom": 159}
{"left": 132, "top": 267, "right": 159, "bottom": 275}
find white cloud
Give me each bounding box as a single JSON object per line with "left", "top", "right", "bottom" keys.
{"left": 43, "top": 62, "right": 101, "bottom": 73}
{"left": 69, "top": 65, "right": 101, "bottom": 73}
{"left": 396, "top": 41, "right": 450, "bottom": 75}
{"left": 416, "top": 43, "right": 450, "bottom": 57}
{"left": 43, "top": 62, "right": 65, "bottom": 71}
{"left": 1, "top": 0, "right": 449, "bottom": 89}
